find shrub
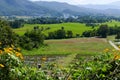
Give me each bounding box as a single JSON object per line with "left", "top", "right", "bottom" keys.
{"left": 0, "top": 44, "right": 49, "bottom": 80}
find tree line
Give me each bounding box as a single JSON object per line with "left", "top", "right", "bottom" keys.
{"left": 46, "top": 27, "right": 73, "bottom": 39}
{"left": 8, "top": 15, "right": 120, "bottom": 28}
{"left": 82, "top": 24, "right": 120, "bottom": 39}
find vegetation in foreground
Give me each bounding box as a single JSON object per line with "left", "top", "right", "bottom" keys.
{"left": 0, "top": 43, "right": 120, "bottom": 80}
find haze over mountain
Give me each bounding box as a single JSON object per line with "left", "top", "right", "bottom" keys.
{"left": 79, "top": 1, "right": 120, "bottom": 10}
{"left": 33, "top": 1, "right": 98, "bottom": 17}
{"left": 0, "top": 0, "right": 120, "bottom": 17}
{"left": 78, "top": 1, "right": 120, "bottom": 16}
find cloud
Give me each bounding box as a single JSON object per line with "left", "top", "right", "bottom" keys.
{"left": 30, "top": 0, "right": 120, "bottom": 5}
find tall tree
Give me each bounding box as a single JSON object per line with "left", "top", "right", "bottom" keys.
{"left": 97, "top": 25, "right": 108, "bottom": 38}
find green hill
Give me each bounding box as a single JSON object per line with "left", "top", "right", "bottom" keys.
{"left": 13, "top": 23, "right": 97, "bottom": 36}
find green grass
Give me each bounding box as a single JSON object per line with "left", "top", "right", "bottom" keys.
{"left": 107, "top": 35, "right": 116, "bottom": 41}
{"left": 22, "top": 38, "right": 112, "bottom": 56}
{"left": 103, "top": 20, "right": 120, "bottom": 27}
{"left": 13, "top": 23, "right": 96, "bottom": 36}
{"left": 13, "top": 20, "right": 120, "bottom": 36}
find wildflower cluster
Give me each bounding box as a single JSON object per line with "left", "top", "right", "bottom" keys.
{"left": 103, "top": 48, "right": 120, "bottom": 60}
{"left": 1, "top": 46, "right": 23, "bottom": 60}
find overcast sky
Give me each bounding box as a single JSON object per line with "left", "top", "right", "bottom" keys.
{"left": 30, "top": 0, "right": 120, "bottom": 5}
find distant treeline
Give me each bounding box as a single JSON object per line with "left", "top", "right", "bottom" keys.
{"left": 26, "top": 15, "right": 116, "bottom": 24}
{"left": 8, "top": 15, "right": 120, "bottom": 28}
{"left": 82, "top": 24, "right": 120, "bottom": 38}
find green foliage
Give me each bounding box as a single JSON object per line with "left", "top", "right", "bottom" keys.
{"left": 13, "top": 23, "right": 95, "bottom": 36}
{"left": 97, "top": 24, "right": 109, "bottom": 38}
{"left": 69, "top": 52, "right": 120, "bottom": 80}
{"left": 9, "top": 19, "right": 24, "bottom": 28}
{"left": 0, "top": 20, "right": 19, "bottom": 48}
{"left": 66, "top": 30, "right": 73, "bottom": 38}
{"left": 115, "top": 32, "right": 120, "bottom": 39}
{"left": 0, "top": 19, "right": 45, "bottom": 51}
{"left": 47, "top": 27, "right": 73, "bottom": 39}
{"left": 0, "top": 48, "right": 49, "bottom": 80}
{"left": 20, "top": 28, "right": 44, "bottom": 50}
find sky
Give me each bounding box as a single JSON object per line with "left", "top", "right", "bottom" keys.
{"left": 30, "top": 0, "right": 120, "bottom": 5}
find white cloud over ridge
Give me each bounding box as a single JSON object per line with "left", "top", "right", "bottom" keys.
{"left": 30, "top": 0, "right": 120, "bottom": 5}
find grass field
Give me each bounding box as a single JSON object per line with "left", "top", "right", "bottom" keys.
{"left": 13, "top": 20, "right": 120, "bottom": 36}
{"left": 13, "top": 22, "right": 97, "bottom": 36}
{"left": 22, "top": 38, "right": 112, "bottom": 56}
{"left": 104, "top": 20, "right": 120, "bottom": 27}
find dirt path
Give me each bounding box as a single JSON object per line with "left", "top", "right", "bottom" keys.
{"left": 109, "top": 40, "right": 120, "bottom": 50}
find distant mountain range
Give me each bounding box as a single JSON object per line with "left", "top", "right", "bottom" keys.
{"left": 1, "top": 0, "right": 120, "bottom": 17}
{"left": 79, "top": 1, "right": 120, "bottom": 10}
{"left": 33, "top": 1, "right": 97, "bottom": 17}
{"left": 78, "top": 1, "right": 120, "bottom": 16}
{"left": 0, "top": 0, "right": 62, "bottom": 16}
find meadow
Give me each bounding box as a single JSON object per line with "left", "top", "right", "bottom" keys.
{"left": 22, "top": 38, "right": 112, "bottom": 56}
{"left": 13, "top": 20, "right": 120, "bottom": 36}
{"left": 13, "top": 22, "right": 97, "bottom": 36}
{"left": 22, "top": 37, "right": 113, "bottom": 68}
{"left": 104, "top": 20, "right": 120, "bottom": 27}
{"left": 13, "top": 21, "right": 117, "bottom": 56}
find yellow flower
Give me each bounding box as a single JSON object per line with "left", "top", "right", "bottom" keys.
{"left": 15, "top": 52, "right": 24, "bottom": 60}
{"left": 0, "top": 50, "right": 2, "bottom": 54}
{"left": 113, "top": 55, "right": 120, "bottom": 60}
{"left": 41, "top": 57, "right": 47, "bottom": 61}
{"left": 0, "top": 64, "right": 5, "bottom": 68}
{"left": 4, "top": 48, "right": 13, "bottom": 54}
{"left": 17, "top": 47, "right": 21, "bottom": 51}
{"left": 8, "top": 47, "right": 13, "bottom": 51}
{"left": 16, "top": 52, "right": 21, "bottom": 57}
{"left": 0, "top": 42, "right": 2, "bottom": 45}
{"left": 104, "top": 48, "right": 109, "bottom": 53}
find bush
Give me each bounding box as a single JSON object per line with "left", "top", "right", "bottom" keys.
{"left": 68, "top": 49, "right": 120, "bottom": 80}
{"left": 0, "top": 44, "right": 49, "bottom": 80}
{"left": 20, "top": 28, "right": 45, "bottom": 50}
{"left": 0, "top": 20, "right": 19, "bottom": 48}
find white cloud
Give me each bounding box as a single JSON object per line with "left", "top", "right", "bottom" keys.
{"left": 30, "top": 0, "right": 120, "bottom": 5}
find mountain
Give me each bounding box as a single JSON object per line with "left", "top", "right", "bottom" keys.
{"left": 0, "top": 0, "right": 62, "bottom": 16}
{"left": 78, "top": 1, "right": 120, "bottom": 10}
{"left": 78, "top": 1, "right": 120, "bottom": 16}
{"left": 1, "top": 0, "right": 120, "bottom": 17}
{"left": 33, "top": 1, "right": 97, "bottom": 17}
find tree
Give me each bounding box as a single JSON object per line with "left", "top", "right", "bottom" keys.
{"left": 82, "top": 30, "right": 91, "bottom": 37}
{"left": 115, "top": 32, "right": 120, "bottom": 39}
{"left": 0, "top": 20, "right": 19, "bottom": 48}
{"left": 97, "top": 25, "right": 108, "bottom": 38}
{"left": 48, "top": 32, "right": 56, "bottom": 39}
{"left": 55, "top": 28, "right": 66, "bottom": 39}
{"left": 66, "top": 30, "right": 73, "bottom": 38}
{"left": 9, "top": 20, "right": 24, "bottom": 28}
{"left": 20, "top": 28, "right": 45, "bottom": 50}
